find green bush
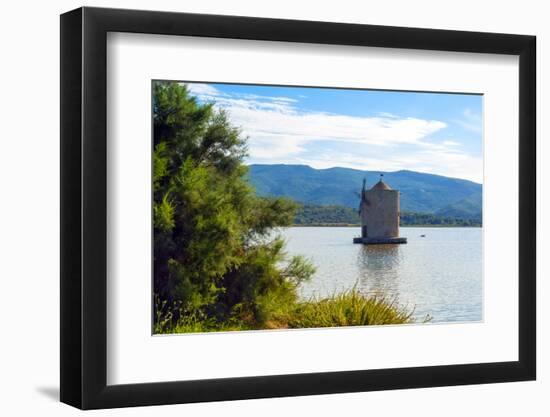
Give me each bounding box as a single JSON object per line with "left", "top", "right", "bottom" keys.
{"left": 153, "top": 81, "right": 315, "bottom": 329}
{"left": 155, "top": 289, "right": 419, "bottom": 334}
{"left": 288, "top": 290, "right": 414, "bottom": 328}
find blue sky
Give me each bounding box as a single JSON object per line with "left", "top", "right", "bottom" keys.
{"left": 183, "top": 82, "right": 483, "bottom": 183}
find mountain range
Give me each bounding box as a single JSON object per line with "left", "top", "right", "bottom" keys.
{"left": 247, "top": 164, "right": 482, "bottom": 221}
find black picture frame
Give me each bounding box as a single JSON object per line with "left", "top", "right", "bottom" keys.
{"left": 60, "top": 6, "right": 536, "bottom": 410}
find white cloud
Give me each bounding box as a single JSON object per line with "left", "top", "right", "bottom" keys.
{"left": 262, "top": 148, "right": 482, "bottom": 183}
{"left": 377, "top": 112, "right": 400, "bottom": 119}
{"left": 442, "top": 140, "right": 461, "bottom": 147}
{"left": 454, "top": 108, "right": 482, "bottom": 134}
{"left": 183, "top": 83, "right": 482, "bottom": 183}
{"left": 207, "top": 90, "right": 446, "bottom": 149}
{"left": 240, "top": 93, "right": 298, "bottom": 103}
{"left": 182, "top": 82, "right": 221, "bottom": 97}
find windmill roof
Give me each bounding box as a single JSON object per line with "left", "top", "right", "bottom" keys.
{"left": 371, "top": 179, "right": 392, "bottom": 190}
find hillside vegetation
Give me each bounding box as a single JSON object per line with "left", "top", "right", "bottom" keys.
{"left": 294, "top": 204, "right": 481, "bottom": 227}
{"left": 248, "top": 164, "right": 482, "bottom": 221}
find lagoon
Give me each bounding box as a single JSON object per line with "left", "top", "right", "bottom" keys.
{"left": 281, "top": 226, "right": 482, "bottom": 323}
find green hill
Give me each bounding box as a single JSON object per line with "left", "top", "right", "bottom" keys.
{"left": 435, "top": 194, "right": 482, "bottom": 222}
{"left": 247, "top": 164, "right": 482, "bottom": 221}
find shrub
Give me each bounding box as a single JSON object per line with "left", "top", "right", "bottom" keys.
{"left": 288, "top": 290, "right": 415, "bottom": 328}
{"left": 152, "top": 81, "right": 315, "bottom": 329}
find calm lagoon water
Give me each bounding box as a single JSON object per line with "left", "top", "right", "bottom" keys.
{"left": 281, "top": 227, "right": 482, "bottom": 323}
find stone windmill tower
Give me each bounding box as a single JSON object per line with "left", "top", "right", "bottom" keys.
{"left": 353, "top": 175, "right": 407, "bottom": 244}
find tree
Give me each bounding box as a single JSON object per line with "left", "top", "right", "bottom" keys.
{"left": 152, "top": 81, "right": 314, "bottom": 328}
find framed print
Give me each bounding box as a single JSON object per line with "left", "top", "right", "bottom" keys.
{"left": 60, "top": 6, "right": 536, "bottom": 409}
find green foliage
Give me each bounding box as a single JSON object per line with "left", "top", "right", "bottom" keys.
{"left": 155, "top": 289, "right": 417, "bottom": 334}
{"left": 153, "top": 194, "right": 175, "bottom": 232}
{"left": 294, "top": 203, "right": 359, "bottom": 225}
{"left": 288, "top": 290, "right": 415, "bottom": 328}
{"left": 400, "top": 211, "right": 481, "bottom": 227}
{"left": 153, "top": 81, "right": 314, "bottom": 330}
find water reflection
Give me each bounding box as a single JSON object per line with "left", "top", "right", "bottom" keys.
{"left": 282, "top": 226, "right": 482, "bottom": 323}
{"left": 356, "top": 244, "right": 402, "bottom": 297}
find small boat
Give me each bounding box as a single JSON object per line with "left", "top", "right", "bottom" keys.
{"left": 420, "top": 234, "right": 426, "bottom": 237}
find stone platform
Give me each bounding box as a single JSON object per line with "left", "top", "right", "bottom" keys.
{"left": 353, "top": 237, "right": 407, "bottom": 244}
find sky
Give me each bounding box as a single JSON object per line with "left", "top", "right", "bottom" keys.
{"left": 183, "top": 82, "right": 483, "bottom": 183}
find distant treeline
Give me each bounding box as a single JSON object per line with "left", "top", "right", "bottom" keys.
{"left": 294, "top": 204, "right": 481, "bottom": 227}
{"left": 400, "top": 211, "right": 481, "bottom": 227}
{"left": 295, "top": 204, "right": 359, "bottom": 225}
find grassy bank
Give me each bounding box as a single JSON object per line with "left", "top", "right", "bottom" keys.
{"left": 154, "top": 289, "right": 417, "bottom": 334}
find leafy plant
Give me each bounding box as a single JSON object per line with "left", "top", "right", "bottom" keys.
{"left": 153, "top": 81, "right": 314, "bottom": 329}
